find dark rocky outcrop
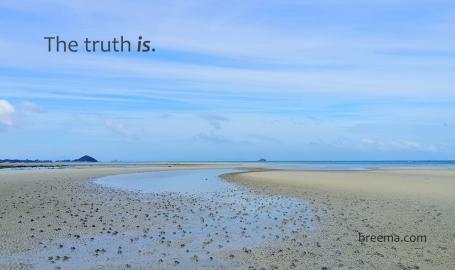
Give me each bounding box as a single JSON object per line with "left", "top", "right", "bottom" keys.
{"left": 73, "top": 155, "right": 98, "bottom": 162}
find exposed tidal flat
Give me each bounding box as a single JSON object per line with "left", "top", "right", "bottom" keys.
{"left": 0, "top": 163, "right": 454, "bottom": 269}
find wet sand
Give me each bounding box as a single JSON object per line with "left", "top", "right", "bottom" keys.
{"left": 0, "top": 164, "right": 311, "bottom": 269}
{"left": 224, "top": 169, "right": 455, "bottom": 269}
{"left": 1, "top": 165, "right": 454, "bottom": 269}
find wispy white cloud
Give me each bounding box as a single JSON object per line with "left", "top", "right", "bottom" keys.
{"left": 0, "top": 99, "right": 15, "bottom": 128}
{"left": 247, "top": 134, "right": 281, "bottom": 143}
{"left": 198, "top": 113, "right": 229, "bottom": 130}
{"left": 21, "top": 101, "right": 46, "bottom": 113}
{"left": 193, "top": 132, "right": 235, "bottom": 144}
{"left": 104, "top": 119, "right": 135, "bottom": 140}
{"left": 359, "top": 138, "right": 440, "bottom": 152}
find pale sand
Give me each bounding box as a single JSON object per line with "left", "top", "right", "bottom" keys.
{"left": 226, "top": 169, "right": 455, "bottom": 200}
{"left": 223, "top": 169, "right": 455, "bottom": 269}
{"left": 1, "top": 165, "right": 454, "bottom": 269}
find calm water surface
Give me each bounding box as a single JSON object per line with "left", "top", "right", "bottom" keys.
{"left": 95, "top": 169, "right": 236, "bottom": 194}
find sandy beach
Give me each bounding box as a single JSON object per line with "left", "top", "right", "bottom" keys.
{"left": 224, "top": 168, "right": 455, "bottom": 269}
{"left": 1, "top": 164, "right": 454, "bottom": 269}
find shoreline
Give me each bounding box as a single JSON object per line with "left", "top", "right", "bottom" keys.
{"left": 1, "top": 165, "right": 454, "bottom": 269}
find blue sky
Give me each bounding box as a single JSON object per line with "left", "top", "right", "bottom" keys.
{"left": 0, "top": 0, "right": 454, "bottom": 161}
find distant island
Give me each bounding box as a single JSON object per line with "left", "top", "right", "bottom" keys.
{"left": 0, "top": 155, "right": 98, "bottom": 163}
{"left": 73, "top": 155, "right": 98, "bottom": 162}
{"left": 257, "top": 158, "right": 267, "bottom": 162}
